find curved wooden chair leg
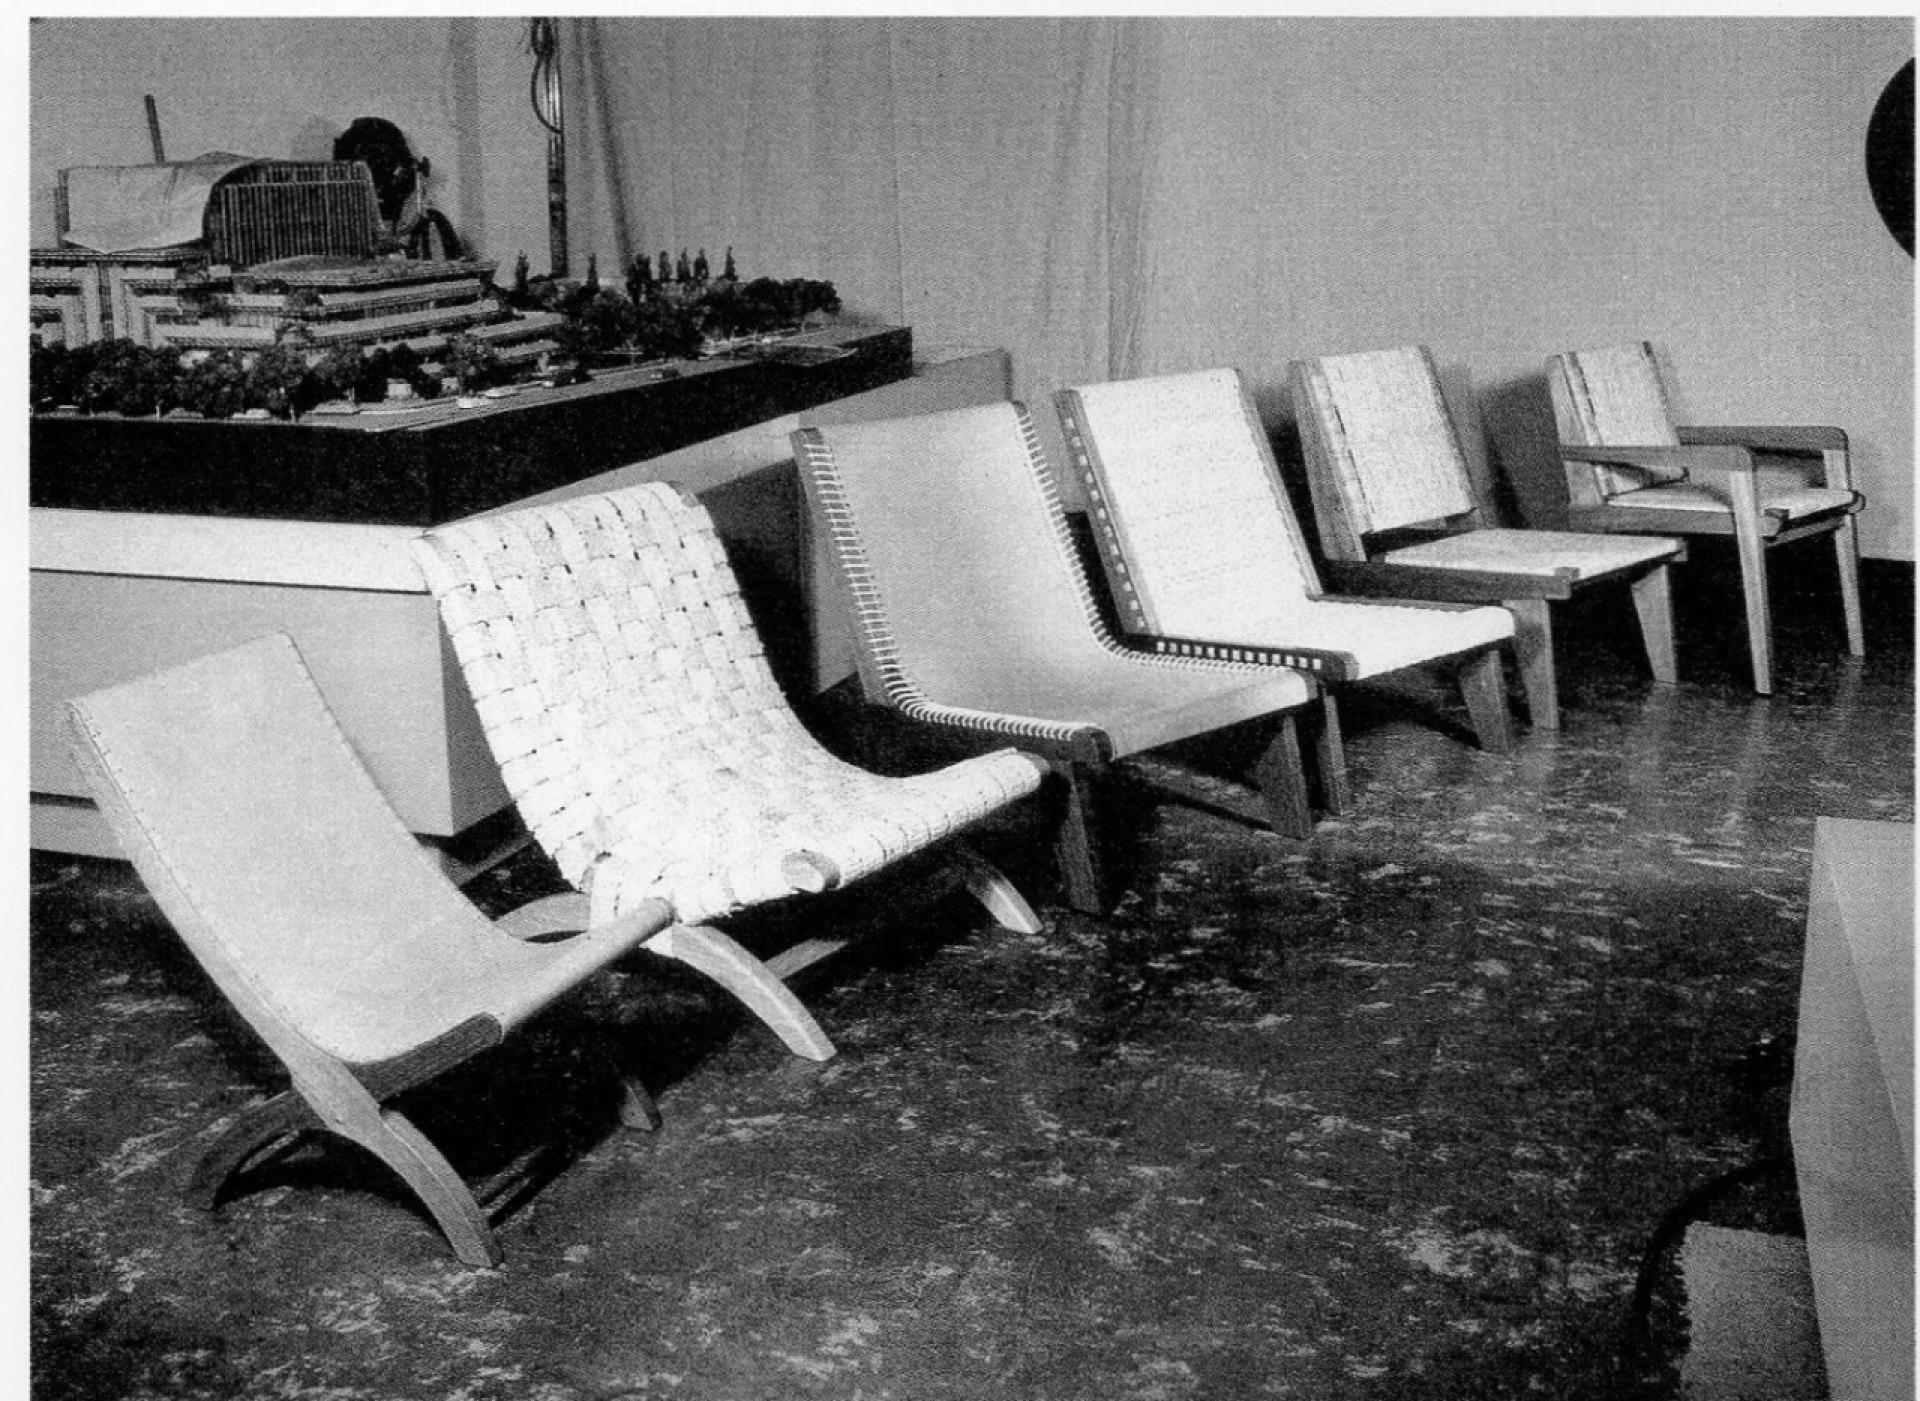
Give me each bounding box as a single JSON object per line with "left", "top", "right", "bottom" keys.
{"left": 645, "top": 925, "right": 836, "bottom": 1061}
{"left": 186, "top": 1093, "right": 316, "bottom": 1208}
{"left": 582, "top": 1033, "right": 662, "bottom": 1131}
{"left": 950, "top": 843, "right": 1043, "bottom": 934}
{"left": 1457, "top": 648, "right": 1514, "bottom": 753}
{"left": 351, "top": 1107, "right": 501, "bottom": 1269}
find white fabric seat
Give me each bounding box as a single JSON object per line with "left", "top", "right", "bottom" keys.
{"left": 1054, "top": 366, "right": 1515, "bottom": 753}
{"left": 1382, "top": 526, "right": 1684, "bottom": 580}
{"left": 1608, "top": 482, "right": 1859, "bottom": 521}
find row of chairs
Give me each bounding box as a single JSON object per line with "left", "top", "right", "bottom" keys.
{"left": 62, "top": 339, "right": 1865, "bottom": 1267}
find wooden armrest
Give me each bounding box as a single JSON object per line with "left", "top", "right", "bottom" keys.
{"left": 1677, "top": 425, "right": 1847, "bottom": 454}
{"left": 1559, "top": 442, "right": 1757, "bottom": 472}
{"left": 1323, "top": 558, "right": 1578, "bottom": 603}
{"left": 1126, "top": 631, "right": 1357, "bottom": 682}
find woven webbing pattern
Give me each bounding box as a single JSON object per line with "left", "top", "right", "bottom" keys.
{"left": 413, "top": 484, "right": 1043, "bottom": 927}
{"left": 1061, "top": 369, "right": 1316, "bottom": 640}
{"left": 1306, "top": 347, "right": 1476, "bottom": 535}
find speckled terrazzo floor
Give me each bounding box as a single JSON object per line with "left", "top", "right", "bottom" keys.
{"left": 29, "top": 557, "right": 1914, "bottom": 1400}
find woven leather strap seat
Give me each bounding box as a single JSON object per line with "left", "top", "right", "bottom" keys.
{"left": 414, "top": 481, "right": 1047, "bottom": 1061}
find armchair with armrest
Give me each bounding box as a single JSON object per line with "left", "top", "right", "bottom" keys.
{"left": 1289, "top": 344, "right": 1686, "bottom": 730}
{"left": 1548, "top": 341, "right": 1865, "bottom": 695}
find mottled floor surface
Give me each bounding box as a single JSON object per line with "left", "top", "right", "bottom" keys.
{"left": 30, "top": 555, "right": 1914, "bottom": 1399}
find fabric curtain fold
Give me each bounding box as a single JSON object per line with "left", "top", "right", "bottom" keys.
{"left": 562, "top": 16, "right": 1150, "bottom": 405}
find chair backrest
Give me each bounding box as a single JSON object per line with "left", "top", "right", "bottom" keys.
{"left": 1547, "top": 342, "right": 1681, "bottom": 448}
{"left": 412, "top": 482, "right": 807, "bottom": 898}
{"left": 63, "top": 633, "right": 498, "bottom": 1065}
{"left": 791, "top": 401, "right": 1125, "bottom": 713}
{"left": 1056, "top": 367, "right": 1323, "bottom": 640}
{"left": 1288, "top": 345, "right": 1479, "bottom": 558}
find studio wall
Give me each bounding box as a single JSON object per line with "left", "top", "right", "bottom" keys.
{"left": 28, "top": 16, "right": 1914, "bottom": 559}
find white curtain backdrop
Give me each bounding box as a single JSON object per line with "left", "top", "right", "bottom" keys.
{"left": 562, "top": 17, "right": 1913, "bottom": 556}
{"left": 564, "top": 16, "right": 1150, "bottom": 410}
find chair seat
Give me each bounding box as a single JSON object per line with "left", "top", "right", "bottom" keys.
{"left": 585, "top": 741, "right": 1049, "bottom": 927}
{"left": 1382, "top": 527, "right": 1680, "bottom": 582}
{"left": 908, "top": 644, "right": 1316, "bottom": 764}
{"left": 1170, "top": 598, "right": 1515, "bottom": 681}
{"left": 1607, "top": 482, "right": 1857, "bottom": 521}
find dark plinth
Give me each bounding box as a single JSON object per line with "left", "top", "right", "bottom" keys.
{"left": 30, "top": 324, "right": 912, "bottom": 525}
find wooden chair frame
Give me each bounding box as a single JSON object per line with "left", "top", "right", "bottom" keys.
{"left": 1056, "top": 367, "right": 1515, "bottom": 757}
{"left": 1289, "top": 346, "right": 1685, "bottom": 730}
{"left": 65, "top": 633, "right": 683, "bottom": 1268}
{"left": 793, "top": 403, "right": 1332, "bottom": 917}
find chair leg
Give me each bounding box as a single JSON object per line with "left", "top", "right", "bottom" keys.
{"left": 1307, "top": 692, "right": 1352, "bottom": 815}
{"left": 1505, "top": 597, "right": 1560, "bottom": 731}
{"left": 581, "top": 1031, "right": 662, "bottom": 1131}
{"left": 1835, "top": 516, "right": 1866, "bottom": 656}
{"left": 186, "top": 1092, "right": 317, "bottom": 1209}
{"left": 1630, "top": 564, "right": 1679, "bottom": 686}
{"left": 1728, "top": 474, "right": 1774, "bottom": 695}
{"left": 645, "top": 924, "right": 836, "bottom": 1062}
{"left": 356, "top": 1106, "right": 502, "bottom": 1269}
{"left": 1252, "top": 712, "right": 1314, "bottom": 839}
{"left": 1456, "top": 648, "right": 1514, "bottom": 754}
{"left": 1051, "top": 760, "right": 1110, "bottom": 917}
{"left": 950, "top": 842, "right": 1044, "bottom": 934}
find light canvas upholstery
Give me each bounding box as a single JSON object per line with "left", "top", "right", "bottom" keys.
{"left": 1290, "top": 342, "right": 1686, "bottom": 730}
{"left": 793, "top": 401, "right": 1314, "bottom": 759}
{"left": 1057, "top": 367, "right": 1513, "bottom": 681}
{"left": 65, "top": 633, "right": 659, "bottom": 1067}
{"left": 1296, "top": 346, "right": 1478, "bottom": 536}
{"left": 795, "top": 399, "right": 1333, "bottom": 916}
{"left": 63, "top": 631, "right": 685, "bottom": 1268}
{"left": 1380, "top": 527, "right": 1682, "bottom": 579}
{"left": 1555, "top": 341, "right": 1681, "bottom": 449}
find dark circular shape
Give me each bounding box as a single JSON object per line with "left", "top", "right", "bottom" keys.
{"left": 333, "top": 116, "right": 418, "bottom": 227}
{"left": 1866, "top": 59, "right": 1914, "bottom": 256}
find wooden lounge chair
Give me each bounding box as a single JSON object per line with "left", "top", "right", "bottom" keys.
{"left": 412, "top": 481, "right": 1048, "bottom": 1063}
{"left": 1548, "top": 340, "right": 1865, "bottom": 695}
{"left": 792, "top": 400, "right": 1329, "bottom": 917}
{"left": 1290, "top": 344, "right": 1686, "bottom": 729}
{"left": 65, "top": 632, "right": 687, "bottom": 1268}
{"left": 1056, "top": 366, "right": 1516, "bottom": 755}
